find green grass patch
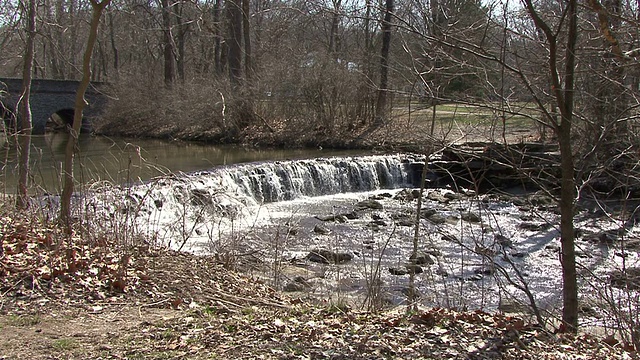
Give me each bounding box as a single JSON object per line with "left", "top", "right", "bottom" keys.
{"left": 5, "top": 314, "right": 41, "bottom": 327}
{"left": 51, "top": 338, "right": 77, "bottom": 351}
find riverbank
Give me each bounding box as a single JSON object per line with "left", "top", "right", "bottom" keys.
{"left": 94, "top": 106, "right": 538, "bottom": 151}
{"left": 0, "top": 210, "right": 629, "bottom": 359}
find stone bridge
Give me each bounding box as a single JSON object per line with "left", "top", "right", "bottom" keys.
{"left": 0, "top": 77, "right": 107, "bottom": 134}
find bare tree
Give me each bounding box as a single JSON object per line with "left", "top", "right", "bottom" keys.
{"left": 522, "top": 0, "right": 579, "bottom": 332}
{"left": 60, "top": 0, "right": 111, "bottom": 229}
{"left": 227, "top": 0, "right": 243, "bottom": 85}
{"left": 375, "top": 0, "right": 394, "bottom": 125}
{"left": 15, "top": 0, "right": 36, "bottom": 209}
{"left": 161, "top": 0, "right": 176, "bottom": 87}
{"left": 242, "top": 0, "right": 252, "bottom": 79}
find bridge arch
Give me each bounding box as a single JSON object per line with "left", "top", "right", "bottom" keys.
{"left": 0, "top": 78, "right": 106, "bottom": 134}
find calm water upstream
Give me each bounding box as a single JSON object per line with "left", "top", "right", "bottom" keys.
{"left": 0, "top": 133, "right": 364, "bottom": 193}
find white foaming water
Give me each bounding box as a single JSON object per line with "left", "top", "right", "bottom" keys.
{"left": 213, "top": 155, "right": 414, "bottom": 204}
{"left": 86, "top": 154, "right": 418, "bottom": 251}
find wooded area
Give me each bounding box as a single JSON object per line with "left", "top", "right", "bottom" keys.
{"left": 2, "top": 0, "right": 640, "bottom": 347}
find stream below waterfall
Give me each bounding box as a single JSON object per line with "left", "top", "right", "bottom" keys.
{"left": 65, "top": 153, "right": 640, "bottom": 328}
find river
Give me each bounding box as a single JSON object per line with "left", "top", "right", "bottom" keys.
{"left": 0, "top": 133, "right": 364, "bottom": 193}
{"left": 2, "top": 132, "right": 635, "bottom": 327}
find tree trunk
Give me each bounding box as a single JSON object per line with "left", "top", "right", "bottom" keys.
{"left": 16, "top": 0, "right": 37, "bottom": 209}
{"left": 213, "top": 0, "right": 223, "bottom": 75}
{"left": 375, "top": 0, "right": 394, "bottom": 125}
{"left": 60, "top": 0, "right": 111, "bottom": 230}
{"left": 328, "top": 0, "right": 341, "bottom": 56}
{"left": 108, "top": 12, "right": 119, "bottom": 77}
{"left": 523, "top": 0, "right": 579, "bottom": 332}
{"left": 558, "top": 121, "right": 578, "bottom": 331}
{"left": 557, "top": 0, "right": 579, "bottom": 332}
{"left": 227, "top": 0, "right": 243, "bottom": 85}
{"left": 161, "top": 0, "right": 176, "bottom": 88}
{"left": 175, "top": 1, "right": 187, "bottom": 82}
{"left": 242, "top": 0, "right": 252, "bottom": 80}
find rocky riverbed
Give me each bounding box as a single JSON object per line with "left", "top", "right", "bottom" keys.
{"left": 206, "top": 187, "right": 640, "bottom": 322}
{"left": 73, "top": 152, "right": 640, "bottom": 332}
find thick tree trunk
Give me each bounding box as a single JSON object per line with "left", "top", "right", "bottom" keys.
{"left": 558, "top": 0, "right": 579, "bottom": 332}
{"left": 375, "top": 0, "right": 394, "bottom": 125}
{"left": 227, "top": 0, "right": 243, "bottom": 85}
{"left": 161, "top": 0, "right": 175, "bottom": 88}
{"left": 558, "top": 123, "right": 578, "bottom": 331}
{"left": 16, "top": 0, "right": 37, "bottom": 209}
{"left": 60, "top": 0, "right": 111, "bottom": 230}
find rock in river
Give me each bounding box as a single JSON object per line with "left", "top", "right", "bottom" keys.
{"left": 305, "top": 249, "right": 353, "bottom": 264}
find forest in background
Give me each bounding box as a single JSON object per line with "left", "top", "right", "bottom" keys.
{"left": 1, "top": 0, "right": 634, "bottom": 145}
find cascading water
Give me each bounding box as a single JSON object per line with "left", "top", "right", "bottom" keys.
{"left": 88, "top": 154, "right": 420, "bottom": 250}
{"left": 213, "top": 155, "right": 415, "bottom": 204}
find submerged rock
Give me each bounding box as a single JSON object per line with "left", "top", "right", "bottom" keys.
{"left": 313, "top": 224, "right": 331, "bottom": 235}
{"left": 315, "top": 214, "right": 349, "bottom": 223}
{"left": 305, "top": 249, "right": 353, "bottom": 264}
{"left": 495, "top": 234, "right": 513, "bottom": 247}
{"left": 283, "top": 276, "right": 311, "bottom": 292}
{"left": 354, "top": 199, "right": 384, "bottom": 210}
{"left": 461, "top": 211, "right": 481, "bottom": 223}
{"left": 409, "top": 252, "right": 434, "bottom": 265}
{"left": 190, "top": 188, "right": 212, "bottom": 206}
{"left": 419, "top": 208, "right": 437, "bottom": 219}
{"left": 389, "top": 267, "right": 408, "bottom": 276}
{"left": 389, "top": 264, "right": 424, "bottom": 276}
{"left": 427, "top": 214, "right": 447, "bottom": 224}
{"left": 610, "top": 267, "right": 640, "bottom": 290}
{"left": 518, "top": 222, "right": 550, "bottom": 231}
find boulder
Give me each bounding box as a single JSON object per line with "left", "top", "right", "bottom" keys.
{"left": 354, "top": 199, "right": 384, "bottom": 210}
{"left": 313, "top": 224, "right": 331, "bottom": 235}
{"left": 305, "top": 249, "right": 353, "bottom": 264}
{"left": 283, "top": 276, "right": 311, "bottom": 292}
{"left": 444, "top": 192, "right": 464, "bottom": 201}
{"left": 610, "top": 267, "right": 640, "bottom": 290}
{"left": 410, "top": 252, "right": 434, "bottom": 265}
{"left": 405, "top": 264, "right": 423, "bottom": 274}
{"left": 461, "top": 211, "right": 481, "bottom": 223}
{"left": 427, "top": 191, "right": 449, "bottom": 204}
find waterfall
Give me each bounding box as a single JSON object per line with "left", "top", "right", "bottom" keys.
{"left": 84, "top": 154, "right": 418, "bottom": 250}
{"left": 210, "top": 154, "right": 414, "bottom": 204}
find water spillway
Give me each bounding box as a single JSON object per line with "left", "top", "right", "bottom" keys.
{"left": 88, "top": 154, "right": 420, "bottom": 242}
{"left": 211, "top": 155, "right": 417, "bottom": 204}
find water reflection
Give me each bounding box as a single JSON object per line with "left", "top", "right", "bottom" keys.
{"left": 0, "top": 133, "right": 364, "bottom": 194}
